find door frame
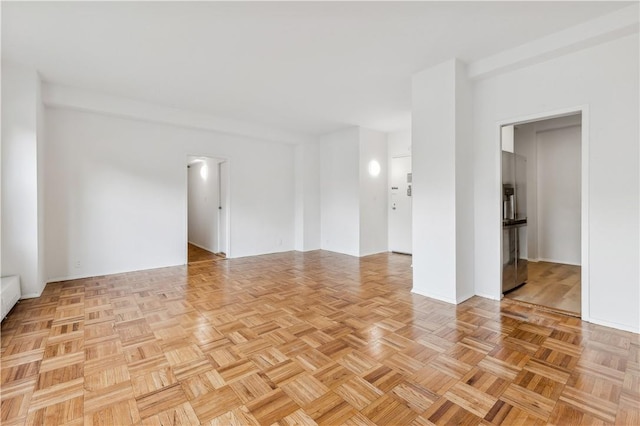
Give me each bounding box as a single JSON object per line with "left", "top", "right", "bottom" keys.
{"left": 496, "top": 105, "right": 589, "bottom": 321}
{"left": 217, "top": 160, "right": 231, "bottom": 257}
{"left": 185, "top": 155, "right": 232, "bottom": 263}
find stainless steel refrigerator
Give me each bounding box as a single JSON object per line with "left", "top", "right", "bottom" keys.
{"left": 502, "top": 151, "right": 528, "bottom": 293}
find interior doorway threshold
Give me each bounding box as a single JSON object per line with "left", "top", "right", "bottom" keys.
{"left": 503, "top": 297, "right": 581, "bottom": 319}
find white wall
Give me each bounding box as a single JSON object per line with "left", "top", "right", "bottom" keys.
{"left": 537, "top": 125, "right": 581, "bottom": 265}
{"left": 294, "top": 147, "right": 304, "bottom": 251}
{"left": 43, "top": 84, "right": 313, "bottom": 145}
{"left": 188, "top": 158, "right": 220, "bottom": 253}
{"left": 303, "top": 143, "right": 321, "bottom": 252}
{"left": 294, "top": 142, "right": 321, "bottom": 252}
{"left": 319, "top": 126, "right": 388, "bottom": 257}
{"left": 1, "top": 63, "right": 44, "bottom": 297}
{"left": 515, "top": 115, "right": 582, "bottom": 263}
{"left": 388, "top": 130, "right": 411, "bottom": 158}
{"left": 473, "top": 34, "right": 639, "bottom": 332}
{"left": 359, "top": 128, "right": 388, "bottom": 256}
{"left": 320, "top": 128, "right": 360, "bottom": 257}
{"left": 44, "top": 107, "right": 295, "bottom": 281}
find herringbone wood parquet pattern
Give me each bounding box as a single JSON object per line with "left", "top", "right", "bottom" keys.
{"left": 1, "top": 251, "right": 638, "bottom": 425}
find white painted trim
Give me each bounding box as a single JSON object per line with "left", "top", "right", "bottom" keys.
{"left": 469, "top": 4, "right": 639, "bottom": 80}
{"left": 218, "top": 161, "right": 224, "bottom": 255}
{"left": 588, "top": 316, "right": 640, "bottom": 334}
{"left": 475, "top": 293, "right": 501, "bottom": 302}
{"left": 525, "top": 258, "right": 582, "bottom": 267}
{"left": 411, "top": 289, "right": 457, "bottom": 305}
{"left": 496, "top": 105, "right": 589, "bottom": 323}
{"left": 456, "top": 293, "right": 475, "bottom": 304}
{"left": 537, "top": 258, "right": 582, "bottom": 267}
{"left": 498, "top": 108, "right": 585, "bottom": 128}
{"left": 20, "top": 293, "right": 43, "bottom": 300}
{"left": 228, "top": 247, "right": 291, "bottom": 259}
{"left": 580, "top": 106, "right": 590, "bottom": 323}
{"left": 359, "top": 249, "right": 389, "bottom": 257}
{"left": 223, "top": 160, "right": 233, "bottom": 259}
{"left": 494, "top": 123, "right": 504, "bottom": 301}
{"left": 295, "top": 248, "right": 322, "bottom": 253}
{"left": 42, "top": 83, "right": 313, "bottom": 145}
{"left": 46, "top": 262, "right": 185, "bottom": 285}
{"left": 184, "top": 160, "right": 189, "bottom": 265}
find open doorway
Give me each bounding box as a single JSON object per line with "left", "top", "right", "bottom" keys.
{"left": 500, "top": 113, "right": 582, "bottom": 315}
{"left": 187, "top": 155, "right": 230, "bottom": 264}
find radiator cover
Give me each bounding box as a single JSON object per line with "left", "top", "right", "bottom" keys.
{"left": 1, "top": 276, "right": 21, "bottom": 321}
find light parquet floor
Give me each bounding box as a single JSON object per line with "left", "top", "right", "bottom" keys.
{"left": 504, "top": 261, "right": 581, "bottom": 315}
{"left": 1, "top": 251, "right": 638, "bottom": 425}
{"left": 188, "top": 244, "right": 225, "bottom": 264}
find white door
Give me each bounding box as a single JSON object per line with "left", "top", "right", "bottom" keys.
{"left": 389, "top": 156, "right": 412, "bottom": 254}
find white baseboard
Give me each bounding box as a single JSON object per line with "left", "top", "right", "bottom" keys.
{"left": 537, "top": 257, "right": 581, "bottom": 266}
{"left": 584, "top": 315, "right": 640, "bottom": 334}
{"left": 299, "top": 246, "right": 321, "bottom": 252}
{"left": 457, "top": 293, "right": 475, "bottom": 304}
{"left": 525, "top": 258, "right": 582, "bottom": 267}
{"left": 20, "top": 292, "right": 43, "bottom": 299}
{"left": 47, "top": 262, "right": 186, "bottom": 284}
{"left": 319, "top": 249, "right": 360, "bottom": 258}
{"left": 411, "top": 289, "right": 457, "bottom": 305}
{"left": 360, "top": 249, "right": 389, "bottom": 257}
{"left": 188, "top": 241, "right": 217, "bottom": 254}
{"left": 474, "top": 292, "right": 502, "bottom": 301}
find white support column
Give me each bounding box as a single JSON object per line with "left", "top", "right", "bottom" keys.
{"left": 411, "top": 58, "right": 474, "bottom": 304}
{"left": 1, "top": 63, "right": 45, "bottom": 298}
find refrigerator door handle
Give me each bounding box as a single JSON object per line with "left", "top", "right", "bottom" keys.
{"left": 514, "top": 225, "right": 518, "bottom": 269}
{"left": 510, "top": 194, "right": 515, "bottom": 220}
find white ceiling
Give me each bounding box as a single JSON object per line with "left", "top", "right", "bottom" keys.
{"left": 2, "top": 1, "right": 631, "bottom": 137}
